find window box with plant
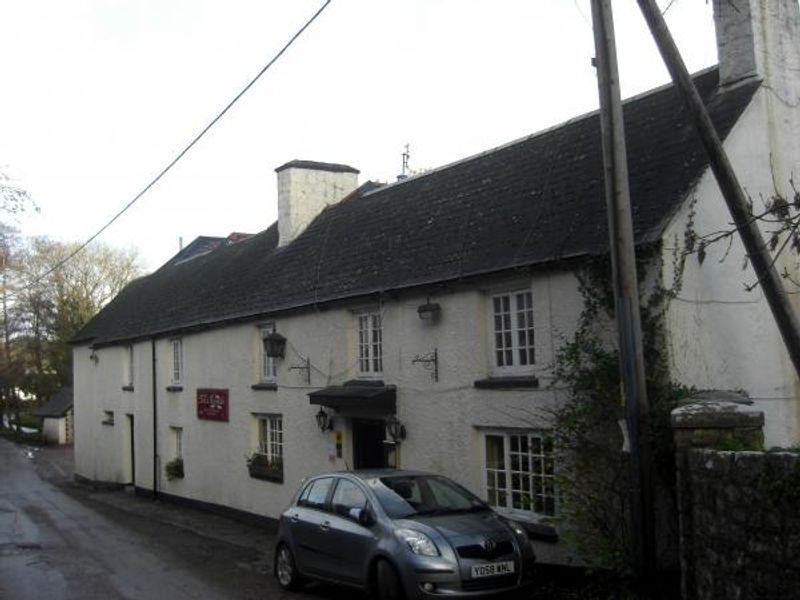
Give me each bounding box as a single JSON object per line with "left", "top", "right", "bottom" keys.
{"left": 246, "top": 453, "right": 283, "bottom": 482}
{"left": 165, "top": 457, "right": 184, "bottom": 480}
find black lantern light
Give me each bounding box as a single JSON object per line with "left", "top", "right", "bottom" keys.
{"left": 263, "top": 332, "right": 287, "bottom": 358}
{"left": 315, "top": 407, "right": 334, "bottom": 432}
{"left": 417, "top": 301, "right": 441, "bottom": 321}
{"left": 386, "top": 415, "right": 407, "bottom": 443}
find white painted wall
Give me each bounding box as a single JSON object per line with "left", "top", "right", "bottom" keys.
{"left": 74, "top": 342, "right": 153, "bottom": 485}
{"left": 661, "top": 85, "right": 800, "bottom": 447}
{"left": 42, "top": 415, "right": 67, "bottom": 444}
{"left": 73, "top": 269, "right": 583, "bottom": 563}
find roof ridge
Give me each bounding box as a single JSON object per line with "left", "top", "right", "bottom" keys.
{"left": 366, "top": 65, "right": 721, "bottom": 198}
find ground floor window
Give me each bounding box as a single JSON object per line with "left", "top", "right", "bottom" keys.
{"left": 170, "top": 426, "right": 183, "bottom": 459}
{"left": 257, "top": 414, "right": 283, "bottom": 460}
{"left": 249, "top": 414, "right": 284, "bottom": 482}
{"left": 484, "top": 431, "right": 556, "bottom": 516}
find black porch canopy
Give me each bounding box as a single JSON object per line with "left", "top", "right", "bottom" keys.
{"left": 308, "top": 380, "right": 396, "bottom": 414}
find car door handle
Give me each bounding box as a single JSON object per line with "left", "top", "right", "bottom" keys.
{"left": 290, "top": 514, "right": 299, "bottom": 523}
{"left": 319, "top": 520, "right": 330, "bottom": 532}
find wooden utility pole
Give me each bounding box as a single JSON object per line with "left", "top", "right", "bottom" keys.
{"left": 636, "top": 0, "right": 800, "bottom": 382}
{"left": 590, "top": 0, "right": 656, "bottom": 581}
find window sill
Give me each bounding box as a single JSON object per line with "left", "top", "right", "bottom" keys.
{"left": 251, "top": 382, "right": 278, "bottom": 391}
{"left": 166, "top": 385, "right": 184, "bottom": 393}
{"left": 473, "top": 376, "right": 539, "bottom": 390}
{"left": 347, "top": 378, "right": 385, "bottom": 386}
{"left": 121, "top": 385, "right": 134, "bottom": 392}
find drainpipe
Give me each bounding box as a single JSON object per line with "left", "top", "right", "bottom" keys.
{"left": 152, "top": 338, "right": 158, "bottom": 500}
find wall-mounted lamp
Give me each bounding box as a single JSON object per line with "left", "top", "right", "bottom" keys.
{"left": 89, "top": 349, "right": 99, "bottom": 364}
{"left": 386, "top": 415, "right": 407, "bottom": 443}
{"left": 417, "top": 301, "right": 441, "bottom": 321}
{"left": 315, "top": 407, "right": 334, "bottom": 432}
{"left": 263, "top": 332, "right": 287, "bottom": 358}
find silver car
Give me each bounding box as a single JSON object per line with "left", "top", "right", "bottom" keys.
{"left": 274, "top": 469, "right": 536, "bottom": 599}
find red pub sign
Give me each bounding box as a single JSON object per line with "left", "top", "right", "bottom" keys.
{"left": 197, "top": 388, "right": 229, "bottom": 421}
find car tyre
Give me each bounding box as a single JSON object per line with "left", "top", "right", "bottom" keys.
{"left": 275, "top": 543, "right": 302, "bottom": 591}
{"left": 376, "top": 559, "right": 404, "bottom": 600}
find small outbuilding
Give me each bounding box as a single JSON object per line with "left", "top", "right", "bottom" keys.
{"left": 34, "top": 386, "right": 74, "bottom": 445}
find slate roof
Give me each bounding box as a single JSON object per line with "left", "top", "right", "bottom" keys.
{"left": 74, "top": 68, "right": 760, "bottom": 347}
{"left": 166, "top": 236, "right": 226, "bottom": 266}
{"left": 34, "top": 386, "right": 73, "bottom": 418}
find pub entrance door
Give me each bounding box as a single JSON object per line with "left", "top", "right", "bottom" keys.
{"left": 352, "top": 419, "right": 387, "bottom": 469}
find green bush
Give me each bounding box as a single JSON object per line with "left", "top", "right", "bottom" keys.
{"left": 551, "top": 251, "right": 693, "bottom": 575}
{"left": 165, "top": 458, "right": 184, "bottom": 480}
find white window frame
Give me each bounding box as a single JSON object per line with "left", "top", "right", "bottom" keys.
{"left": 170, "top": 338, "right": 183, "bottom": 384}
{"left": 255, "top": 414, "right": 283, "bottom": 462}
{"left": 488, "top": 290, "right": 535, "bottom": 375}
{"left": 259, "top": 322, "right": 278, "bottom": 383}
{"left": 171, "top": 426, "right": 183, "bottom": 459}
{"left": 356, "top": 311, "right": 383, "bottom": 378}
{"left": 481, "top": 430, "right": 557, "bottom": 517}
{"left": 124, "top": 344, "right": 134, "bottom": 387}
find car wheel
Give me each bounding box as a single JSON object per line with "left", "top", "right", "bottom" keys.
{"left": 274, "top": 543, "right": 302, "bottom": 590}
{"left": 376, "top": 559, "right": 404, "bottom": 600}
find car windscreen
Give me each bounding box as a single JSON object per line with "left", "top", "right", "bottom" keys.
{"left": 372, "top": 475, "right": 489, "bottom": 518}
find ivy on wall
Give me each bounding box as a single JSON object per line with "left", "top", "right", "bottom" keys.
{"left": 550, "top": 244, "right": 694, "bottom": 578}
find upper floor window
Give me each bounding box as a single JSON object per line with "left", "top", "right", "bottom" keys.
{"left": 124, "top": 344, "right": 134, "bottom": 387}
{"left": 171, "top": 338, "right": 183, "bottom": 384}
{"left": 259, "top": 322, "right": 278, "bottom": 383}
{"left": 357, "top": 311, "right": 382, "bottom": 377}
{"left": 484, "top": 430, "right": 556, "bottom": 516}
{"left": 491, "top": 291, "right": 534, "bottom": 373}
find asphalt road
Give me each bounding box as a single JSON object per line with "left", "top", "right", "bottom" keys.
{"left": 0, "top": 439, "right": 358, "bottom": 600}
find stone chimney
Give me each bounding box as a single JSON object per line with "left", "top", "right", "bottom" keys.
{"left": 275, "top": 160, "right": 359, "bottom": 247}
{"left": 714, "top": 0, "right": 800, "bottom": 102}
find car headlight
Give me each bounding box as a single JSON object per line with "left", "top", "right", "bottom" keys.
{"left": 395, "top": 528, "right": 439, "bottom": 556}
{"left": 507, "top": 520, "right": 530, "bottom": 542}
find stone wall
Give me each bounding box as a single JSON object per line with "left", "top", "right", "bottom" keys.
{"left": 672, "top": 394, "right": 800, "bottom": 600}
{"left": 683, "top": 449, "right": 800, "bottom": 600}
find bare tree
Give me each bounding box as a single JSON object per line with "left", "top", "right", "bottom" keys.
{"left": 16, "top": 239, "right": 141, "bottom": 400}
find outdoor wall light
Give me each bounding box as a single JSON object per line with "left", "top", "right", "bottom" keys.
{"left": 417, "top": 301, "right": 441, "bottom": 321}
{"left": 263, "top": 332, "right": 287, "bottom": 358}
{"left": 89, "top": 349, "right": 99, "bottom": 364}
{"left": 315, "top": 407, "right": 334, "bottom": 432}
{"left": 386, "top": 415, "right": 407, "bottom": 443}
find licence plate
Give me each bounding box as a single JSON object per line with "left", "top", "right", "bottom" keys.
{"left": 470, "top": 561, "right": 515, "bottom": 579}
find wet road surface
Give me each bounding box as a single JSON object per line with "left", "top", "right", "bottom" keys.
{"left": 0, "top": 439, "right": 360, "bottom": 600}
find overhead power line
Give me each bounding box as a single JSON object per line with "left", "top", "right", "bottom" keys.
{"left": 15, "top": 0, "right": 332, "bottom": 297}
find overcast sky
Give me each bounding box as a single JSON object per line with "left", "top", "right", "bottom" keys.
{"left": 1, "top": 0, "right": 718, "bottom": 272}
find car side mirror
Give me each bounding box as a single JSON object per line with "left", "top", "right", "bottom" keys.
{"left": 349, "top": 507, "right": 374, "bottom": 527}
